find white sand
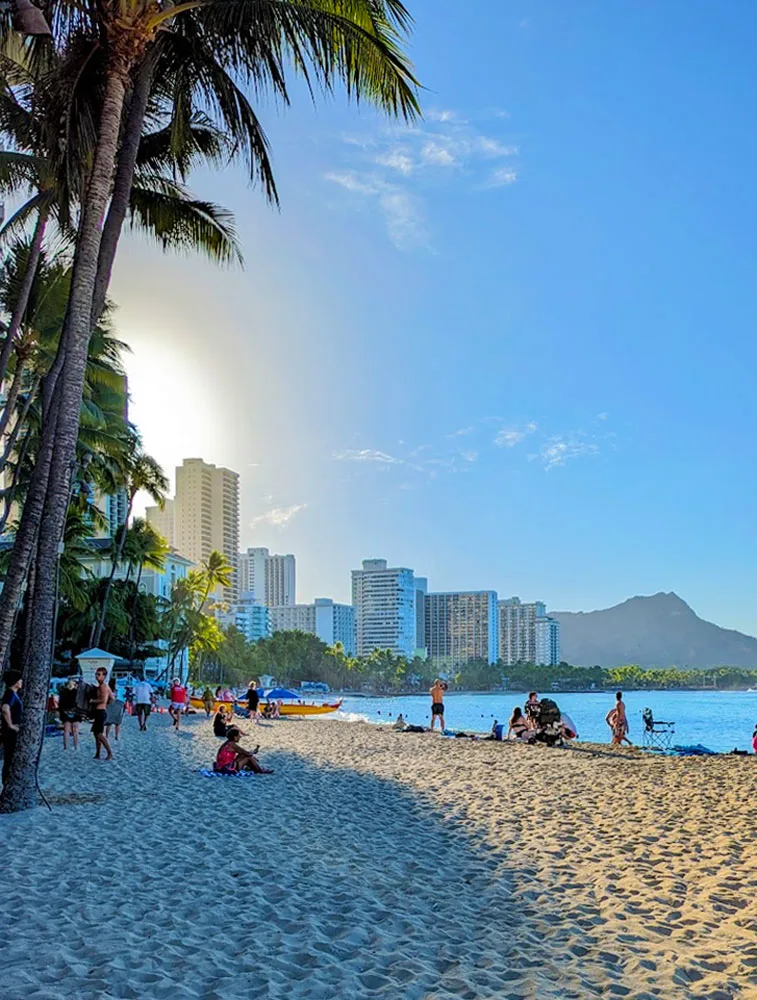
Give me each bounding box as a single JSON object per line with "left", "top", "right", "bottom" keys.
{"left": 2, "top": 714, "right": 757, "bottom": 999}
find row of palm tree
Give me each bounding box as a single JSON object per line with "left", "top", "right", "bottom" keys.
{"left": 0, "top": 0, "right": 420, "bottom": 812}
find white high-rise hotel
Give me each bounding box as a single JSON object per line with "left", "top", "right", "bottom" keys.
{"left": 352, "top": 559, "right": 419, "bottom": 657}
{"left": 270, "top": 599, "right": 356, "bottom": 654}
{"left": 498, "top": 598, "right": 560, "bottom": 667}
{"left": 238, "top": 547, "right": 296, "bottom": 607}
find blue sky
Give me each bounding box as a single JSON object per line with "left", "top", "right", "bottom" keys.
{"left": 113, "top": 1, "right": 757, "bottom": 633}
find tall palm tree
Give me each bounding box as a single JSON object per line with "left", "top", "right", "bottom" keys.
{"left": 0, "top": 0, "right": 420, "bottom": 813}
{"left": 121, "top": 518, "right": 169, "bottom": 669}
{"left": 91, "top": 449, "right": 168, "bottom": 646}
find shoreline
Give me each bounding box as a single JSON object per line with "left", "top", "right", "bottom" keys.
{"left": 2, "top": 714, "right": 756, "bottom": 999}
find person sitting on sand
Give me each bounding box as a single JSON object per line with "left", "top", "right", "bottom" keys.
{"left": 606, "top": 691, "right": 632, "bottom": 746}
{"left": 507, "top": 706, "right": 531, "bottom": 741}
{"left": 214, "top": 727, "right": 273, "bottom": 774}
{"left": 213, "top": 706, "right": 232, "bottom": 738}
{"left": 393, "top": 713, "right": 407, "bottom": 731}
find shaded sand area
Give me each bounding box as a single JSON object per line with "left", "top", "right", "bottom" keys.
{"left": 2, "top": 716, "right": 757, "bottom": 999}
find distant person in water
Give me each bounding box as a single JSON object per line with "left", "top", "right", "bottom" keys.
{"left": 430, "top": 679, "right": 446, "bottom": 731}
{"left": 606, "top": 691, "right": 632, "bottom": 746}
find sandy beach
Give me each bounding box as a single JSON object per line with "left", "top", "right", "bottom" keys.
{"left": 2, "top": 714, "right": 757, "bottom": 1000}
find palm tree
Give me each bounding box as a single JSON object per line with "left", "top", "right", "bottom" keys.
{"left": 121, "top": 518, "right": 169, "bottom": 669}
{"left": 0, "top": 0, "right": 419, "bottom": 813}
{"left": 91, "top": 449, "right": 168, "bottom": 646}
{"left": 198, "top": 550, "right": 234, "bottom": 607}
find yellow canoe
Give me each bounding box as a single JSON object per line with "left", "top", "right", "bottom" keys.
{"left": 189, "top": 697, "right": 342, "bottom": 717}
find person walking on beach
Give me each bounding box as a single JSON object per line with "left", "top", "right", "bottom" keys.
{"left": 168, "top": 678, "right": 187, "bottom": 731}
{"left": 58, "top": 677, "right": 80, "bottom": 750}
{"left": 246, "top": 680, "right": 260, "bottom": 723}
{"left": 430, "top": 679, "right": 446, "bottom": 731}
{"left": 92, "top": 667, "right": 115, "bottom": 760}
{"left": 1, "top": 670, "right": 23, "bottom": 785}
{"left": 202, "top": 687, "right": 214, "bottom": 718}
{"left": 606, "top": 691, "right": 632, "bottom": 746}
{"left": 134, "top": 677, "right": 153, "bottom": 731}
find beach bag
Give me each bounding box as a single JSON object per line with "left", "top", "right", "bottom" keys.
{"left": 538, "top": 698, "right": 561, "bottom": 727}
{"left": 75, "top": 678, "right": 96, "bottom": 719}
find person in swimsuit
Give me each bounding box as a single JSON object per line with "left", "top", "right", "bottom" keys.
{"left": 606, "top": 691, "right": 632, "bottom": 746}
{"left": 58, "top": 677, "right": 80, "bottom": 750}
{"left": 429, "top": 679, "right": 446, "bottom": 731}
{"left": 214, "top": 727, "right": 273, "bottom": 774}
{"left": 507, "top": 706, "right": 531, "bottom": 741}
{"left": 91, "top": 667, "right": 114, "bottom": 760}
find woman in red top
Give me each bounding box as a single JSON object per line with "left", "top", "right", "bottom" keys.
{"left": 168, "top": 678, "right": 187, "bottom": 731}
{"left": 214, "top": 727, "right": 273, "bottom": 774}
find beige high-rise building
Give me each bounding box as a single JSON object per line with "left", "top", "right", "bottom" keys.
{"left": 173, "top": 459, "right": 239, "bottom": 601}
{"left": 145, "top": 498, "right": 176, "bottom": 548}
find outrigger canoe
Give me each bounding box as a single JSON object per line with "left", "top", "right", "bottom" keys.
{"left": 189, "top": 697, "right": 343, "bottom": 717}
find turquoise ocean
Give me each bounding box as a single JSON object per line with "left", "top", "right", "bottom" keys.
{"left": 336, "top": 690, "right": 757, "bottom": 753}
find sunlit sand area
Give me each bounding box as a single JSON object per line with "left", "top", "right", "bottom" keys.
{"left": 2, "top": 715, "right": 756, "bottom": 1000}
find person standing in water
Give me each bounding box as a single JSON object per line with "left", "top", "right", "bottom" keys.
{"left": 430, "top": 679, "right": 446, "bottom": 731}
{"left": 606, "top": 690, "right": 632, "bottom": 746}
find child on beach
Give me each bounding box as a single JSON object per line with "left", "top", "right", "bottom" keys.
{"left": 214, "top": 727, "right": 273, "bottom": 774}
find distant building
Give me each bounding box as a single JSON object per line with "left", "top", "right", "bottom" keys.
{"left": 270, "top": 598, "right": 356, "bottom": 654}
{"left": 219, "top": 592, "right": 271, "bottom": 643}
{"left": 414, "top": 576, "right": 428, "bottom": 654}
{"left": 352, "top": 558, "right": 419, "bottom": 658}
{"left": 238, "top": 547, "right": 296, "bottom": 607}
{"left": 146, "top": 498, "right": 175, "bottom": 549}
{"left": 425, "top": 591, "right": 499, "bottom": 669}
{"left": 173, "top": 458, "right": 240, "bottom": 601}
{"left": 498, "top": 597, "right": 560, "bottom": 666}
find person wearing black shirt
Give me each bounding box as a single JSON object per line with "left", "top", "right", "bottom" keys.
{"left": 246, "top": 682, "right": 260, "bottom": 722}
{"left": 1, "top": 670, "right": 23, "bottom": 786}
{"left": 213, "top": 706, "right": 231, "bottom": 738}
{"left": 58, "top": 677, "right": 80, "bottom": 750}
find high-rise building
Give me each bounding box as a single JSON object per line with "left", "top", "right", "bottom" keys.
{"left": 266, "top": 553, "right": 296, "bottom": 607}
{"left": 270, "top": 598, "right": 356, "bottom": 654}
{"left": 414, "top": 576, "right": 428, "bottom": 654}
{"left": 146, "top": 498, "right": 176, "bottom": 548}
{"left": 498, "top": 597, "right": 560, "bottom": 666}
{"left": 352, "top": 558, "right": 418, "bottom": 657}
{"left": 425, "top": 591, "right": 499, "bottom": 669}
{"left": 238, "top": 547, "right": 296, "bottom": 607}
{"left": 219, "top": 592, "right": 271, "bottom": 643}
{"left": 173, "top": 458, "right": 239, "bottom": 601}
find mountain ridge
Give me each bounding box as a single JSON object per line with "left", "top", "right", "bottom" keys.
{"left": 552, "top": 592, "right": 757, "bottom": 669}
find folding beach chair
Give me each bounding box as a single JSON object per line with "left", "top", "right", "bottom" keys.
{"left": 642, "top": 708, "right": 675, "bottom": 750}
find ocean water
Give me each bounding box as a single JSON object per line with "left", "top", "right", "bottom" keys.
{"left": 336, "top": 690, "right": 757, "bottom": 753}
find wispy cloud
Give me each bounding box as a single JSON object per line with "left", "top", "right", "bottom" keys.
{"left": 250, "top": 503, "right": 308, "bottom": 528}
{"left": 334, "top": 448, "right": 404, "bottom": 466}
{"left": 325, "top": 108, "right": 520, "bottom": 251}
{"left": 538, "top": 434, "right": 600, "bottom": 471}
{"left": 495, "top": 421, "right": 537, "bottom": 447}
{"left": 461, "top": 450, "right": 478, "bottom": 463}
{"left": 448, "top": 426, "right": 475, "bottom": 438}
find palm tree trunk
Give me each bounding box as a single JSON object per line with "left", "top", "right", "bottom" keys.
{"left": 92, "top": 54, "right": 154, "bottom": 327}
{"left": 0, "top": 372, "right": 38, "bottom": 472}
{"left": 0, "top": 67, "right": 129, "bottom": 814}
{"left": 0, "top": 208, "right": 48, "bottom": 389}
{"left": 127, "top": 561, "right": 144, "bottom": 671}
{"left": 92, "top": 492, "right": 134, "bottom": 647}
{"left": 0, "top": 359, "right": 27, "bottom": 453}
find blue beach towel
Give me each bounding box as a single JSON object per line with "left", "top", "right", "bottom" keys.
{"left": 198, "top": 768, "right": 258, "bottom": 778}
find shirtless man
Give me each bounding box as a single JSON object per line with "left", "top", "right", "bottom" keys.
{"left": 606, "top": 690, "right": 632, "bottom": 746}
{"left": 92, "top": 667, "right": 115, "bottom": 760}
{"left": 430, "top": 679, "right": 446, "bottom": 731}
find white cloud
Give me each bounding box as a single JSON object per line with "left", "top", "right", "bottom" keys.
{"left": 597, "top": 412, "right": 608, "bottom": 421}
{"left": 427, "top": 108, "right": 464, "bottom": 123}
{"left": 420, "top": 141, "right": 458, "bottom": 167}
{"left": 476, "top": 137, "right": 518, "bottom": 157}
{"left": 448, "top": 426, "right": 475, "bottom": 438}
{"left": 495, "top": 421, "right": 537, "bottom": 447}
{"left": 539, "top": 435, "right": 599, "bottom": 471}
{"left": 461, "top": 450, "right": 478, "bottom": 463}
{"left": 376, "top": 149, "right": 415, "bottom": 175}
{"left": 325, "top": 171, "right": 380, "bottom": 196}
{"left": 487, "top": 167, "right": 518, "bottom": 188}
{"left": 334, "top": 448, "right": 404, "bottom": 465}
{"left": 324, "top": 172, "right": 428, "bottom": 250}
{"left": 250, "top": 503, "right": 308, "bottom": 528}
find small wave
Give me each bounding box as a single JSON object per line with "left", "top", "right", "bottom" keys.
{"left": 334, "top": 711, "right": 372, "bottom": 724}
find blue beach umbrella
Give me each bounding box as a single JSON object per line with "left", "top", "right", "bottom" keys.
{"left": 263, "top": 688, "right": 300, "bottom": 700}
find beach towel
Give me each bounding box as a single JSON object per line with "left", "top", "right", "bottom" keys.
{"left": 198, "top": 768, "right": 258, "bottom": 779}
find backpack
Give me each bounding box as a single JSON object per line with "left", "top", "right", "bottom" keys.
{"left": 75, "top": 678, "right": 96, "bottom": 719}
{"left": 538, "top": 698, "right": 561, "bottom": 727}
